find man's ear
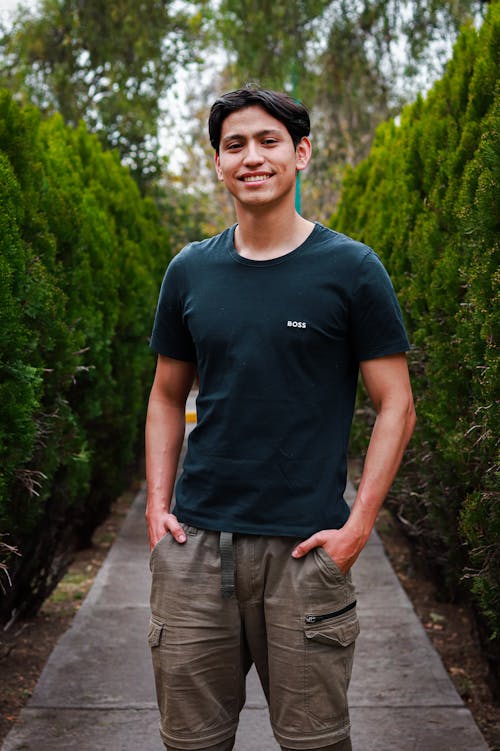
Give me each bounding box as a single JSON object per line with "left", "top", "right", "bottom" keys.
{"left": 214, "top": 152, "right": 224, "bottom": 181}
{"left": 295, "top": 137, "right": 312, "bottom": 172}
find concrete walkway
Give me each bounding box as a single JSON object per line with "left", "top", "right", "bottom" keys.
{"left": 2, "top": 416, "right": 489, "bottom": 750}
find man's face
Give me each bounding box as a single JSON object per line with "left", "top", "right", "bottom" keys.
{"left": 214, "top": 105, "right": 310, "bottom": 210}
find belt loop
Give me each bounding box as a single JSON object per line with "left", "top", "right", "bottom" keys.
{"left": 220, "top": 531, "right": 235, "bottom": 599}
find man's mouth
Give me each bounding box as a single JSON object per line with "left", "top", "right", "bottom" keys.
{"left": 240, "top": 174, "right": 272, "bottom": 183}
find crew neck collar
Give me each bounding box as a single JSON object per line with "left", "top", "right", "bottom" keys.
{"left": 227, "top": 222, "right": 321, "bottom": 267}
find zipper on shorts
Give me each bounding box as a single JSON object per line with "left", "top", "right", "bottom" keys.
{"left": 305, "top": 600, "right": 357, "bottom": 624}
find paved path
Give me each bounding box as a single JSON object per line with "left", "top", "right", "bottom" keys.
{"left": 2, "top": 414, "right": 488, "bottom": 750}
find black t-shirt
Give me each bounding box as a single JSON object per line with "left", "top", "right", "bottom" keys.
{"left": 150, "top": 223, "right": 410, "bottom": 536}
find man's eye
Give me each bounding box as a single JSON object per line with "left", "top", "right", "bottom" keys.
{"left": 227, "top": 143, "right": 242, "bottom": 150}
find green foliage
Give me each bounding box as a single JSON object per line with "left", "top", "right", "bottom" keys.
{"left": 333, "top": 5, "right": 499, "bottom": 644}
{"left": 0, "top": 90, "right": 170, "bottom": 619}
{"left": 0, "top": 0, "right": 208, "bottom": 187}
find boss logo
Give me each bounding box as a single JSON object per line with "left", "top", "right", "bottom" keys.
{"left": 287, "top": 320, "right": 307, "bottom": 329}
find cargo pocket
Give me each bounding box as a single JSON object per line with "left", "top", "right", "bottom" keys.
{"left": 147, "top": 617, "right": 169, "bottom": 725}
{"left": 304, "top": 605, "right": 359, "bottom": 724}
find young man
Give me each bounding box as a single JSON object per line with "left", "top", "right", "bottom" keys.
{"left": 146, "top": 86, "right": 415, "bottom": 751}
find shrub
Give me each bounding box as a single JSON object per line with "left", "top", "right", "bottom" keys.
{"left": 332, "top": 6, "right": 499, "bottom": 650}
{"left": 0, "top": 92, "right": 170, "bottom": 620}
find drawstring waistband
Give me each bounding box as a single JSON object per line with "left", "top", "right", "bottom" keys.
{"left": 220, "top": 531, "right": 235, "bottom": 599}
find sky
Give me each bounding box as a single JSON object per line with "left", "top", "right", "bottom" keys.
{"left": 0, "top": 0, "right": 38, "bottom": 16}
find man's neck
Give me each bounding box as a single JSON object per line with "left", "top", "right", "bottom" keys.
{"left": 234, "top": 205, "right": 315, "bottom": 262}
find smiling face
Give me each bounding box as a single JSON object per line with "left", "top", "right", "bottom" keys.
{"left": 214, "top": 106, "right": 311, "bottom": 212}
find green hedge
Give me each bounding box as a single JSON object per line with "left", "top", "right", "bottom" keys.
{"left": 333, "top": 6, "right": 499, "bottom": 647}
{"left": 0, "top": 92, "right": 170, "bottom": 620}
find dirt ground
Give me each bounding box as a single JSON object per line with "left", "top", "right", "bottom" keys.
{"left": 1, "top": 481, "right": 499, "bottom": 749}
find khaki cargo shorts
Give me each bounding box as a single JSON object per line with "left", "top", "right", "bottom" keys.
{"left": 149, "top": 526, "right": 359, "bottom": 750}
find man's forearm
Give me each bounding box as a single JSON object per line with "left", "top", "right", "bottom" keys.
{"left": 291, "top": 354, "right": 415, "bottom": 573}
{"left": 145, "top": 395, "right": 186, "bottom": 513}
{"left": 346, "top": 397, "right": 416, "bottom": 543}
{"left": 145, "top": 355, "right": 195, "bottom": 548}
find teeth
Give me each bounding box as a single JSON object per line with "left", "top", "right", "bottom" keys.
{"left": 243, "top": 175, "right": 270, "bottom": 182}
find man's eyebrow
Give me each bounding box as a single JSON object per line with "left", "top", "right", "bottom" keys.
{"left": 221, "top": 128, "right": 284, "bottom": 144}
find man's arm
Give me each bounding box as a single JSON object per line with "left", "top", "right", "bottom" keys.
{"left": 145, "top": 354, "right": 196, "bottom": 550}
{"left": 292, "top": 353, "right": 416, "bottom": 572}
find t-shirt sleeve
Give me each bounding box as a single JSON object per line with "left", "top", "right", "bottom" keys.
{"left": 351, "top": 250, "right": 410, "bottom": 361}
{"left": 150, "top": 254, "right": 197, "bottom": 362}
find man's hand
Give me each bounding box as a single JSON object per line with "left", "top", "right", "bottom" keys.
{"left": 147, "top": 508, "right": 187, "bottom": 551}
{"left": 291, "top": 525, "right": 366, "bottom": 576}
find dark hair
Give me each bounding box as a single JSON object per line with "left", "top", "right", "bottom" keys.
{"left": 208, "top": 85, "right": 310, "bottom": 153}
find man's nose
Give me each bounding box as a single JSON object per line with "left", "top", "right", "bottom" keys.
{"left": 243, "top": 141, "right": 264, "bottom": 165}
